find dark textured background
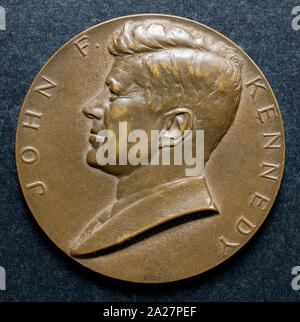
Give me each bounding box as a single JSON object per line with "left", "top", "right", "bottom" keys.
{"left": 0, "top": 0, "right": 299, "bottom": 302}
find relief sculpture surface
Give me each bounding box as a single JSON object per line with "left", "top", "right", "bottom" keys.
{"left": 16, "top": 15, "right": 285, "bottom": 283}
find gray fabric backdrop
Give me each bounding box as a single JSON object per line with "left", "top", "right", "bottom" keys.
{"left": 0, "top": 0, "right": 299, "bottom": 301}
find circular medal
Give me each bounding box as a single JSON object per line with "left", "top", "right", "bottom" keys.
{"left": 16, "top": 14, "right": 285, "bottom": 283}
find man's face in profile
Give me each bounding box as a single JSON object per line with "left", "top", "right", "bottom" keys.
{"left": 71, "top": 21, "right": 245, "bottom": 259}
{"left": 82, "top": 22, "right": 243, "bottom": 180}
{"left": 83, "top": 57, "right": 163, "bottom": 176}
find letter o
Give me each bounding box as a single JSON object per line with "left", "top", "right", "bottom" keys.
{"left": 20, "top": 146, "right": 39, "bottom": 164}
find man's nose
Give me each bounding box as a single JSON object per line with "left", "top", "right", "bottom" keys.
{"left": 82, "top": 106, "right": 104, "bottom": 120}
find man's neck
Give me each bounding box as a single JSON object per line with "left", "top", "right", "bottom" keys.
{"left": 117, "top": 164, "right": 197, "bottom": 200}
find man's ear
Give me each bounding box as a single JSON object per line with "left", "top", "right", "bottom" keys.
{"left": 159, "top": 107, "right": 194, "bottom": 148}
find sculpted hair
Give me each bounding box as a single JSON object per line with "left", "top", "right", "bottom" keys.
{"left": 107, "top": 21, "right": 244, "bottom": 159}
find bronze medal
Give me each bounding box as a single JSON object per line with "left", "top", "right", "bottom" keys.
{"left": 15, "top": 14, "right": 285, "bottom": 283}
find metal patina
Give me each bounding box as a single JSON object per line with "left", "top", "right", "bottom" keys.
{"left": 15, "top": 14, "right": 285, "bottom": 283}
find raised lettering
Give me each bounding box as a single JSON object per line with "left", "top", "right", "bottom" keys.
{"left": 263, "top": 132, "right": 281, "bottom": 149}
{"left": 219, "top": 236, "right": 240, "bottom": 257}
{"left": 257, "top": 104, "right": 278, "bottom": 124}
{"left": 236, "top": 216, "right": 256, "bottom": 235}
{"left": 34, "top": 76, "right": 57, "bottom": 98}
{"left": 250, "top": 192, "right": 270, "bottom": 210}
{"left": 245, "top": 76, "right": 267, "bottom": 99}
{"left": 259, "top": 162, "right": 280, "bottom": 181}
{"left": 22, "top": 110, "right": 42, "bottom": 130}
{"left": 26, "top": 181, "right": 47, "bottom": 196}
{"left": 20, "top": 146, "right": 39, "bottom": 164}
{"left": 74, "top": 35, "right": 90, "bottom": 57}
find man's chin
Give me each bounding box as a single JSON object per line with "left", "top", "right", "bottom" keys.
{"left": 86, "top": 148, "right": 137, "bottom": 177}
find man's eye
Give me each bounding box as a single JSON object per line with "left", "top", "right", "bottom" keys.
{"left": 109, "top": 86, "right": 118, "bottom": 94}
{"left": 109, "top": 92, "right": 118, "bottom": 101}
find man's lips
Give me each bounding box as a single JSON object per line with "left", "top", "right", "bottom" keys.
{"left": 89, "top": 133, "right": 105, "bottom": 149}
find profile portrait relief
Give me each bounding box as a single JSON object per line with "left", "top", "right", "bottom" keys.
{"left": 71, "top": 20, "right": 243, "bottom": 257}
